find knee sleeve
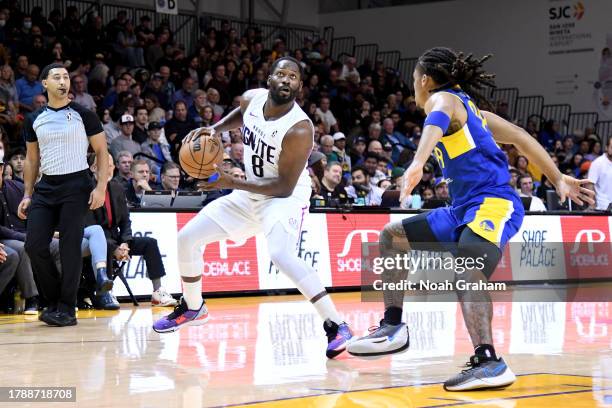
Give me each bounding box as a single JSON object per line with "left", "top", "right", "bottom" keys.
{"left": 456, "top": 227, "right": 501, "bottom": 280}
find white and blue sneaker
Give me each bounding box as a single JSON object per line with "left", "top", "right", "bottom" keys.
{"left": 444, "top": 355, "right": 516, "bottom": 391}
{"left": 346, "top": 320, "right": 409, "bottom": 358}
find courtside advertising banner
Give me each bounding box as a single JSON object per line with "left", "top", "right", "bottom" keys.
{"left": 118, "top": 212, "right": 612, "bottom": 297}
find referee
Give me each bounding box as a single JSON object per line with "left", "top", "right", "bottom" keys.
{"left": 18, "top": 63, "right": 109, "bottom": 326}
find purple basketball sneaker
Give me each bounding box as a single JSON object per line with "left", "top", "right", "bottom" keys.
{"left": 324, "top": 320, "right": 353, "bottom": 359}
{"left": 153, "top": 297, "right": 209, "bottom": 333}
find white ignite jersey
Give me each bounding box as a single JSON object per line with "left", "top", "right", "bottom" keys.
{"left": 241, "top": 89, "right": 313, "bottom": 202}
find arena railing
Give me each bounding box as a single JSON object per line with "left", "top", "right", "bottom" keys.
{"left": 595, "top": 120, "right": 612, "bottom": 146}
{"left": 353, "top": 44, "right": 379, "bottom": 66}
{"left": 568, "top": 112, "right": 599, "bottom": 135}
{"left": 541, "top": 104, "right": 572, "bottom": 134}
{"left": 514, "top": 95, "right": 544, "bottom": 128}
{"left": 377, "top": 51, "right": 401, "bottom": 71}
{"left": 330, "top": 36, "right": 356, "bottom": 61}
{"left": 490, "top": 87, "right": 519, "bottom": 120}
{"left": 205, "top": 16, "right": 319, "bottom": 53}
{"left": 100, "top": 4, "right": 197, "bottom": 54}
{"left": 398, "top": 57, "right": 418, "bottom": 91}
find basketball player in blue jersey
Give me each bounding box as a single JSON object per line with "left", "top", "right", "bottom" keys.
{"left": 153, "top": 57, "right": 354, "bottom": 358}
{"left": 347, "top": 48, "right": 594, "bottom": 390}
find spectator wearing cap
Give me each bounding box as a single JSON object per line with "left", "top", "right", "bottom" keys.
{"left": 308, "top": 151, "right": 327, "bottom": 182}
{"left": 320, "top": 162, "right": 350, "bottom": 206}
{"left": 363, "top": 152, "right": 386, "bottom": 188}
{"left": 588, "top": 137, "right": 612, "bottom": 210}
{"left": 132, "top": 105, "right": 150, "bottom": 144}
{"left": 350, "top": 136, "right": 367, "bottom": 166}
{"left": 518, "top": 174, "right": 546, "bottom": 211}
{"left": 316, "top": 97, "right": 339, "bottom": 134}
{"left": 141, "top": 121, "right": 172, "bottom": 181}
{"left": 346, "top": 166, "right": 383, "bottom": 206}
{"left": 381, "top": 117, "right": 415, "bottom": 163}
{"left": 7, "top": 148, "right": 25, "bottom": 183}
{"left": 71, "top": 74, "right": 96, "bottom": 111}
{"left": 110, "top": 114, "right": 142, "bottom": 160}
{"left": 390, "top": 167, "right": 404, "bottom": 188}
{"left": 332, "top": 132, "right": 352, "bottom": 176}
{"left": 434, "top": 178, "right": 451, "bottom": 203}
{"left": 165, "top": 100, "right": 197, "bottom": 161}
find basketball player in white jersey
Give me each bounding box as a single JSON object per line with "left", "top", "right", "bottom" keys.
{"left": 153, "top": 58, "right": 354, "bottom": 358}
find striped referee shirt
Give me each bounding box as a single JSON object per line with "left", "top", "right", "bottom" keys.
{"left": 23, "top": 102, "right": 103, "bottom": 176}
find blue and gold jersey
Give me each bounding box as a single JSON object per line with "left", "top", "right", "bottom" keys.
{"left": 432, "top": 87, "right": 514, "bottom": 206}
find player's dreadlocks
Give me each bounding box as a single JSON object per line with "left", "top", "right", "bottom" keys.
{"left": 417, "top": 47, "right": 496, "bottom": 110}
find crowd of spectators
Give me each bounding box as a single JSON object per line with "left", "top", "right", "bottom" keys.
{"left": 0, "top": 3, "right": 609, "bottom": 215}
{"left": 0, "top": 2, "right": 610, "bottom": 312}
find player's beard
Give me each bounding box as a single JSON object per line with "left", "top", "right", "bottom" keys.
{"left": 270, "top": 86, "right": 296, "bottom": 105}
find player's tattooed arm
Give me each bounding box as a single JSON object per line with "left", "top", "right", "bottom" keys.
{"left": 201, "top": 120, "right": 313, "bottom": 197}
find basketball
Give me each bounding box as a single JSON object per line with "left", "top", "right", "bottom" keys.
{"left": 178, "top": 130, "right": 223, "bottom": 179}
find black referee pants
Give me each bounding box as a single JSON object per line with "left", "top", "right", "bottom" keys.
{"left": 25, "top": 170, "right": 92, "bottom": 313}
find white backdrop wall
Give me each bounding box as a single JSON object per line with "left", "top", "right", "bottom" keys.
{"left": 320, "top": 0, "right": 612, "bottom": 118}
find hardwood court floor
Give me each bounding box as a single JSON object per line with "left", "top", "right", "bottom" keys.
{"left": 0, "top": 292, "right": 610, "bottom": 407}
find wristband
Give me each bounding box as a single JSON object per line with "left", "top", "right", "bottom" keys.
{"left": 23, "top": 195, "right": 31, "bottom": 199}
{"left": 424, "top": 111, "right": 452, "bottom": 134}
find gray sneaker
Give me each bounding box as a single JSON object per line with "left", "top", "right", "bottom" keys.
{"left": 346, "top": 320, "right": 409, "bottom": 358}
{"left": 444, "top": 355, "right": 516, "bottom": 391}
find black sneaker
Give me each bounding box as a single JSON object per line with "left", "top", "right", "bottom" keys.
{"left": 44, "top": 311, "right": 77, "bottom": 327}
{"left": 39, "top": 305, "right": 57, "bottom": 323}
{"left": 24, "top": 296, "right": 39, "bottom": 315}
